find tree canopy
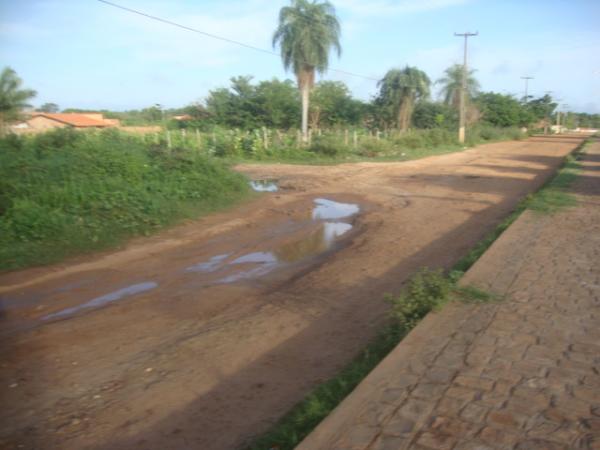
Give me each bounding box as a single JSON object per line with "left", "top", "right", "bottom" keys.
{"left": 377, "top": 66, "right": 431, "bottom": 131}
{"left": 0, "top": 67, "right": 37, "bottom": 124}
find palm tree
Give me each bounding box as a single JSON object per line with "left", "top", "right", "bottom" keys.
{"left": 377, "top": 66, "right": 430, "bottom": 132}
{"left": 0, "top": 67, "right": 37, "bottom": 127}
{"left": 273, "top": 0, "right": 341, "bottom": 142}
{"left": 436, "top": 64, "right": 479, "bottom": 109}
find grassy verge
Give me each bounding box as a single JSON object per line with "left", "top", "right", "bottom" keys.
{"left": 0, "top": 129, "right": 252, "bottom": 271}
{"left": 246, "top": 137, "right": 590, "bottom": 450}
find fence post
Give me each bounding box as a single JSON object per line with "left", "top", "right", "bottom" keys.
{"left": 166, "top": 130, "right": 172, "bottom": 150}
{"left": 344, "top": 129, "right": 349, "bottom": 145}
{"left": 263, "top": 127, "right": 269, "bottom": 149}
{"left": 376, "top": 129, "right": 381, "bottom": 141}
{"left": 308, "top": 128, "right": 313, "bottom": 146}
{"left": 353, "top": 130, "right": 358, "bottom": 149}
{"left": 297, "top": 130, "right": 302, "bottom": 146}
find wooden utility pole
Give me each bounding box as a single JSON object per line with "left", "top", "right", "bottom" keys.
{"left": 454, "top": 31, "right": 478, "bottom": 144}
{"left": 521, "top": 76, "right": 534, "bottom": 103}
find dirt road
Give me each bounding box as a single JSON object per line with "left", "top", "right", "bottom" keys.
{"left": 0, "top": 136, "right": 584, "bottom": 450}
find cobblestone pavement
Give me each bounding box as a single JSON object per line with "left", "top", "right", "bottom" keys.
{"left": 297, "top": 140, "right": 600, "bottom": 450}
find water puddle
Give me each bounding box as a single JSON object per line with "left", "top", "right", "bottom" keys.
{"left": 249, "top": 180, "right": 278, "bottom": 192}
{"left": 185, "top": 253, "right": 230, "bottom": 273}
{"left": 189, "top": 198, "right": 359, "bottom": 285}
{"left": 42, "top": 281, "right": 158, "bottom": 320}
{"left": 312, "top": 198, "right": 360, "bottom": 220}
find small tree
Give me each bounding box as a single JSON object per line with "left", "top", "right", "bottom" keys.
{"left": 377, "top": 66, "right": 431, "bottom": 132}
{"left": 0, "top": 67, "right": 36, "bottom": 127}
{"left": 436, "top": 64, "right": 479, "bottom": 109}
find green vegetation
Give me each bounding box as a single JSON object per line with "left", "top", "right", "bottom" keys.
{"left": 376, "top": 66, "right": 431, "bottom": 131}
{"left": 0, "top": 129, "right": 251, "bottom": 271}
{"left": 155, "top": 124, "right": 524, "bottom": 164}
{"left": 524, "top": 152, "right": 582, "bottom": 213}
{"left": 0, "top": 67, "right": 36, "bottom": 128}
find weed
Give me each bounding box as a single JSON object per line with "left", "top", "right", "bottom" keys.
{"left": 453, "top": 285, "right": 500, "bottom": 303}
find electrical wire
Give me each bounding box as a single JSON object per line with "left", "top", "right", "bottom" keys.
{"left": 97, "top": 0, "right": 381, "bottom": 82}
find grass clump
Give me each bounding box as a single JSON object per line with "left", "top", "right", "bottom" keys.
{"left": 0, "top": 129, "right": 251, "bottom": 271}
{"left": 523, "top": 153, "right": 581, "bottom": 213}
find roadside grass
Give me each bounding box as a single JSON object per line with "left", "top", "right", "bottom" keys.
{"left": 523, "top": 152, "right": 582, "bottom": 213}
{"left": 246, "top": 137, "right": 590, "bottom": 450}
{"left": 0, "top": 129, "right": 252, "bottom": 271}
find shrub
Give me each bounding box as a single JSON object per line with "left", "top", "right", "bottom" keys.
{"left": 309, "top": 135, "right": 350, "bottom": 157}
{"left": 387, "top": 269, "right": 451, "bottom": 330}
{"left": 0, "top": 129, "right": 250, "bottom": 270}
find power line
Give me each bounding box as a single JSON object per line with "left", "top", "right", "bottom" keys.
{"left": 97, "top": 0, "right": 381, "bottom": 82}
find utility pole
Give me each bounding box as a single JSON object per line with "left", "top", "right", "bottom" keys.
{"left": 520, "top": 76, "right": 534, "bottom": 103}
{"left": 454, "top": 31, "right": 478, "bottom": 144}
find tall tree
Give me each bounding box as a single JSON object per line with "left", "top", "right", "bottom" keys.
{"left": 273, "top": 0, "right": 341, "bottom": 142}
{"left": 377, "top": 66, "right": 431, "bottom": 132}
{"left": 436, "top": 64, "right": 479, "bottom": 109}
{"left": 0, "top": 67, "right": 36, "bottom": 126}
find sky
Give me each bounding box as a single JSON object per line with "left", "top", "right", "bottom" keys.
{"left": 1, "top": 0, "right": 599, "bottom": 113}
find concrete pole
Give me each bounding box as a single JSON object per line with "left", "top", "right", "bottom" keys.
{"left": 454, "top": 32, "right": 478, "bottom": 144}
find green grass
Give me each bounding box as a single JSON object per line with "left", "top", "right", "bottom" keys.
{"left": 0, "top": 128, "right": 252, "bottom": 271}
{"left": 523, "top": 153, "right": 582, "bottom": 213}
{"left": 246, "top": 137, "right": 590, "bottom": 450}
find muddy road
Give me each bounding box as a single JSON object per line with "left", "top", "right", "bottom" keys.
{"left": 0, "top": 136, "right": 584, "bottom": 450}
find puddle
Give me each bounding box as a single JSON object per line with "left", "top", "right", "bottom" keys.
{"left": 249, "top": 180, "right": 278, "bottom": 192}
{"left": 192, "top": 198, "right": 359, "bottom": 285}
{"left": 185, "top": 253, "right": 230, "bottom": 273}
{"left": 42, "top": 281, "right": 158, "bottom": 320}
{"left": 217, "top": 221, "right": 353, "bottom": 283}
{"left": 312, "top": 198, "right": 359, "bottom": 220}
{"left": 231, "top": 252, "right": 278, "bottom": 264}
{"left": 218, "top": 262, "right": 278, "bottom": 283}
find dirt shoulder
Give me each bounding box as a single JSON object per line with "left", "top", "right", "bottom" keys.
{"left": 0, "top": 136, "right": 585, "bottom": 450}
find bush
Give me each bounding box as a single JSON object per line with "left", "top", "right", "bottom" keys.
{"left": 356, "top": 137, "right": 394, "bottom": 157}
{"left": 0, "top": 129, "right": 250, "bottom": 270}
{"left": 309, "top": 135, "right": 350, "bottom": 157}
{"left": 387, "top": 269, "right": 451, "bottom": 330}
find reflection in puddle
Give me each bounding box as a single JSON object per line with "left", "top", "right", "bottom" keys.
{"left": 218, "top": 263, "right": 278, "bottom": 283}
{"left": 218, "top": 221, "right": 353, "bottom": 284}
{"left": 186, "top": 253, "right": 230, "bottom": 273}
{"left": 232, "top": 252, "right": 278, "bottom": 264}
{"left": 42, "top": 282, "right": 158, "bottom": 320}
{"left": 250, "top": 180, "right": 278, "bottom": 192}
{"left": 312, "top": 198, "right": 359, "bottom": 220}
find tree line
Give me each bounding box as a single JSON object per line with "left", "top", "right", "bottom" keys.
{"left": 1, "top": 0, "right": 599, "bottom": 135}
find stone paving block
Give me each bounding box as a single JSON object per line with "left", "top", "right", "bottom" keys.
{"left": 478, "top": 426, "right": 520, "bottom": 449}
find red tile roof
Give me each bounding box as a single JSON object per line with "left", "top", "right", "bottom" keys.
{"left": 31, "top": 113, "right": 112, "bottom": 127}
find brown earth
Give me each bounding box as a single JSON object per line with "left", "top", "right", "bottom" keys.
{"left": 0, "top": 135, "right": 585, "bottom": 450}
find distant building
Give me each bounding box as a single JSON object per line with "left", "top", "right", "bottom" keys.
{"left": 12, "top": 113, "right": 120, "bottom": 133}
{"left": 172, "top": 114, "right": 193, "bottom": 121}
